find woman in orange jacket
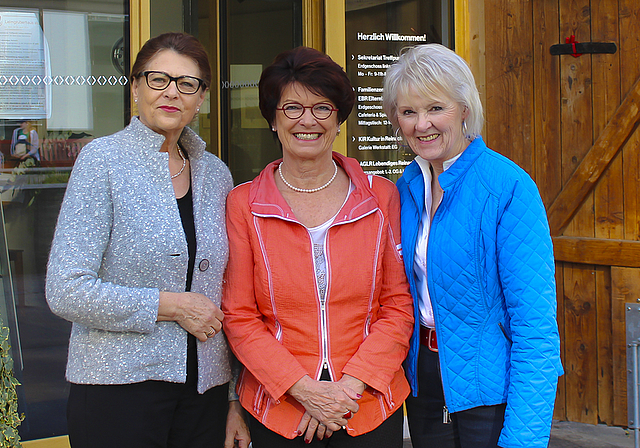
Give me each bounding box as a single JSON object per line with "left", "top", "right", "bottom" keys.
{"left": 221, "top": 46, "right": 414, "bottom": 448}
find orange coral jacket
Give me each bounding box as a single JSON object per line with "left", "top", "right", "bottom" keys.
{"left": 222, "top": 152, "right": 413, "bottom": 438}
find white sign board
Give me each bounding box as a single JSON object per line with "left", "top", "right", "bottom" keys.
{"left": 0, "top": 10, "right": 51, "bottom": 119}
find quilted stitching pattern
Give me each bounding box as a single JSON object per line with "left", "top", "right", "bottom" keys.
{"left": 398, "top": 138, "right": 562, "bottom": 448}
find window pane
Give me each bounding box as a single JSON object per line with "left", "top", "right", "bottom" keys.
{"left": 220, "top": 0, "right": 303, "bottom": 184}
{"left": 0, "top": 2, "right": 128, "bottom": 440}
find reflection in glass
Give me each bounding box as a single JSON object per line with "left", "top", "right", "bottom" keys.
{"left": 219, "top": 0, "right": 303, "bottom": 185}
{"left": 0, "top": 2, "right": 128, "bottom": 440}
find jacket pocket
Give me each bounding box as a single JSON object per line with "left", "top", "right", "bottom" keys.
{"left": 498, "top": 322, "right": 512, "bottom": 345}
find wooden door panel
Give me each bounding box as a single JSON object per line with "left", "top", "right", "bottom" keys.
{"left": 554, "top": 263, "right": 567, "bottom": 420}
{"left": 484, "top": 0, "right": 534, "bottom": 174}
{"left": 532, "top": 0, "right": 561, "bottom": 208}
{"left": 619, "top": 0, "right": 640, "bottom": 96}
{"left": 595, "top": 266, "right": 614, "bottom": 424}
{"left": 559, "top": 0, "right": 592, "bottom": 186}
{"left": 546, "top": 77, "right": 640, "bottom": 237}
{"left": 563, "top": 263, "right": 598, "bottom": 424}
{"left": 592, "top": 0, "right": 623, "bottom": 243}
{"left": 594, "top": 153, "right": 624, "bottom": 240}
{"left": 564, "top": 195, "right": 595, "bottom": 238}
{"left": 611, "top": 267, "right": 640, "bottom": 426}
{"left": 622, "top": 130, "right": 640, "bottom": 241}
{"left": 591, "top": 0, "right": 621, "bottom": 138}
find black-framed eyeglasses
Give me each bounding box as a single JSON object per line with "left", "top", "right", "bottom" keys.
{"left": 276, "top": 102, "right": 339, "bottom": 120}
{"left": 140, "top": 71, "right": 205, "bottom": 95}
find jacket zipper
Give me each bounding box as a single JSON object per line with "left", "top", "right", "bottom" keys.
{"left": 309, "top": 228, "right": 331, "bottom": 380}
{"left": 428, "top": 188, "right": 452, "bottom": 425}
{"left": 253, "top": 209, "right": 379, "bottom": 380}
{"left": 320, "top": 296, "right": 330, "bottom": 376}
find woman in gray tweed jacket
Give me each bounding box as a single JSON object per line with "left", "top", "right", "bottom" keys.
{"left": 46, "top": 33, "right": 249, "bottom": 448}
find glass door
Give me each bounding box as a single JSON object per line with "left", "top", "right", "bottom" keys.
{"left": 342, "top": 0, "right": 454, "bottom": 182}
{"left": 147, "top": 0, "right": 303, "bottom": 184}
{"left": 219, "top": 0, "right": 303, "bottom": 184}
{"left": 0, "top": 1, "right": 129, "bottom": 440}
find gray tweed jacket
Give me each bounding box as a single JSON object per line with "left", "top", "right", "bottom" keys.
{"left": 46, "top": 117, "right": 233, "bottom": 393}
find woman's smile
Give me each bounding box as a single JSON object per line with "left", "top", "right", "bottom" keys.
{"left": 294, "top": 132, "right": 322, "bottom": 141}
{"left": 159, "top": 105, "right": 180, "bottom": 113}
{"left": 417, "top": 134, "right": 440, "bottom": 142}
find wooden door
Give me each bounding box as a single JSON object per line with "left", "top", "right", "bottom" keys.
{"left": 479, "top": 0, "right": 640, "bottom": 426}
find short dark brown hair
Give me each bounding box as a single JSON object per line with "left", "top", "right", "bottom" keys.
{"left": 259, "top": 46, "right": 355, "bottom": 127}
{"left": 130, "top": 32, "right": 212, "bottom": 89}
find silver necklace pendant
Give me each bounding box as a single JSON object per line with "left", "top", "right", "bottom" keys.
{"left": 171, "top": 147, "right": 186, "bottom": 179}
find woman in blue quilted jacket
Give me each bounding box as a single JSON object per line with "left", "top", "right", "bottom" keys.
{"left": 383, "top": 43, "right": 563, "bottom": 448}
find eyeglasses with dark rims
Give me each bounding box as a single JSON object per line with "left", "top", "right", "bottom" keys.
{"left": 276, "top": 102, "right": 339, "bottom": 120}
{"left": 139, "top": 71, "right": 205, "bottom": 95}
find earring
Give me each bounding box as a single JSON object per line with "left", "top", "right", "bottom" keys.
{"left": 271, "top": 126, "right": 276, "bottom": 132}
{"left": 462, "top": 120, "right": 468, "bottom": 138}
{"left": 395, "top": 127, "right": 411, "bottom": 154}
{"left": 337, "top": 127, "right": 341, "bottom": 135}
{"left": 134, "top": 98, "right": 138, "bottom": 103}
{"left": 394, "top": 127, "right": 402, "bottom": 142}
{"left": 196, "top": 108, "right": 200, "bottom": 113}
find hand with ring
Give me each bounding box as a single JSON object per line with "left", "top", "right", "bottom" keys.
{"left": 288, "top": 376, "right": 360, "bottom": 431}
{"left": 157, "top": 291, "right": 224, "bottom": 342}
{"left": 297, "top": 414, "right": 333, "bottom": 442}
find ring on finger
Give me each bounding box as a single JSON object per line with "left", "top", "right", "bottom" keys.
{"left": 205, "top": 326, "right": 216, "bottom": 338}
{"left": 343, "top": 411, "right": 352, "bottom": 419}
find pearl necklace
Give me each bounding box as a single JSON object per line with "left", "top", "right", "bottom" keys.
{"left": 171, "top": 147, "right": 186, "bottom": 179}
{"left": 278, "top": 160, "right": 338, "bottom": 193}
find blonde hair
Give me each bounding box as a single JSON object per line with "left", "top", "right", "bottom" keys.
{"left": 383, "top": 44, "right": 483, "bottom": 139}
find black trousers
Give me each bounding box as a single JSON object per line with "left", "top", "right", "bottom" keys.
{"left": 249, "top": 406, "right": 404, "bottom": 448}
{"left": 405, "top": 345, "right": 506, "bottom": 448}
{"left": 67, "top": 379, "right": 229, "bottom": 448}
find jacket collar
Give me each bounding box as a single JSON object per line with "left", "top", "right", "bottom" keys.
{"left": 400, "top": 159, "right": 426, "bottom": 215}
{"left": 248, "top": 152, "right": 380, "bottom": 223}
{"left": 399, "top": 136, "right": 487, "bottom": 211}
{"left": 437, "top": 136, "right": 486, "bottom": 189}
{"left": 125, "top": 116, "right": 207, "bottom": 161}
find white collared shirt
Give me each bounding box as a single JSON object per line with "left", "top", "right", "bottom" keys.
{"left": 413, "top": 154, "right": 462, "bottom": 328}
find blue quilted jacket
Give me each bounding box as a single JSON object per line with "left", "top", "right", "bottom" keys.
{"left": 397, "top": 137, "right": 563, "bottom": 448}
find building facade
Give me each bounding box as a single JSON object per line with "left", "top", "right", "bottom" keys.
{"left": 5, "top": 1, "right": 640, "bottom": 445}
{"left": 0, "top": 1, "right": 457, "bottom": 445}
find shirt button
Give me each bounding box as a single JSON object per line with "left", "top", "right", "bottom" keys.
{"left": 198, "top": 259, "right": 210, "bottom": 272}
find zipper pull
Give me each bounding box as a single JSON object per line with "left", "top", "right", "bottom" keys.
{"left": 443, "top": 405, "right": 452, "bottom": 424}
